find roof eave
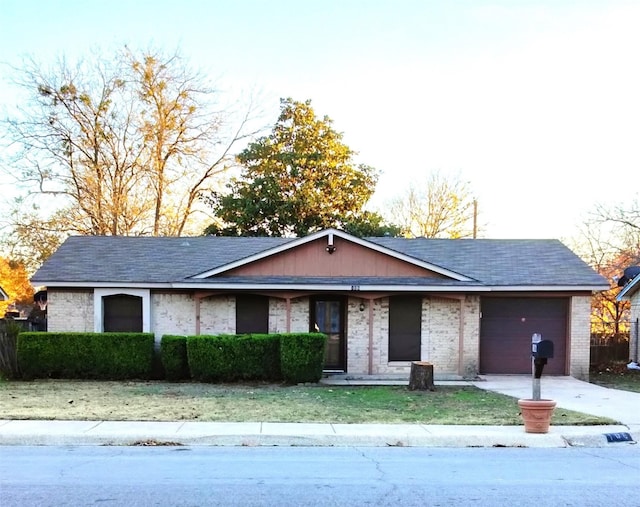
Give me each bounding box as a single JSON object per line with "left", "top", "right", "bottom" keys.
{"left": 487, "top": 284, "right": 609, "bottom": 292}
{"left": 617, "top": 276, "right": 640, "bottom": 301}
{"left": 36, "top": 281, "right": 607, "bottom": 293}
{"left": 190, "top": 228, "right": 473, "bottom": 282}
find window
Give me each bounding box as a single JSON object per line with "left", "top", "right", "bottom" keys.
{"left": 236, "top": 294, "right": 269, "bottom": 334}
{"left": 388, "top": 295, "right": 422, "bottom": 361}
{"left": 94, "top": 288, "right": 150, "bottom": 333}
{"left": 103, "top": 294, "right": 143, "bottom": 332}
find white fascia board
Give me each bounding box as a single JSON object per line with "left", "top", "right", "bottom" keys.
{"left": 172, "top": 282, "right": 489, "bottom": 292}
{"left": 34, "top": 282, "right": 172, "bottom": 289}
{"left": 191, "top": 228, "right": 472, "bottom": 281}
{"left": 617, "top": 276, "right": 640, "bottom": 300}
{"left": 487, "top": 285, "right": 609, "bottom": 292}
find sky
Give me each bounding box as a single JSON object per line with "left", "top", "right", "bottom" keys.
{"left": 1, "top": 0, "right": 639, "bottom": 241}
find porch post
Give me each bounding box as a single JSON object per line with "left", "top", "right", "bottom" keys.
{"left": 286, "top": 297, "right": 291, "bottom": 333}
{"left": 195, "top": 295, "right": 201, "bottom": 335}
{"left": 458, "top": 298, "right": 464, "bottom": 376}
{"left": 368, "top": 300, "right": 374, "bottom": 375}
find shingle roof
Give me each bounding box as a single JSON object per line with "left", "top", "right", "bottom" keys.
{"left": 31, "top": 232, "right": 607, "bottom": 289}
{"left": 367, "top": 237, "right": 604, "bottom": 286}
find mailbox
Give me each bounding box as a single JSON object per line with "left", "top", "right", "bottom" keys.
{"left": 531, "top": 334, "right": 554, "bottom": 379}
{"left": 532, "top": 339, "right": 554, "bottom": 359}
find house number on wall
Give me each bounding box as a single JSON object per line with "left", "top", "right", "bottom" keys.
{"left": 351, "top": 285, "right": 360, "bottom": 291}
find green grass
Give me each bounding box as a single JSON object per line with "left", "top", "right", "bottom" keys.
{"left": 590, "top": 364, "right": 640, "bottom": 393}
{"left": 0, "top": 380, "right": 615, "bottom": 425}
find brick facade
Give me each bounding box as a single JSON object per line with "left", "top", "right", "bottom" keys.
{"left": 629, "top": 295, "right": 640, "bottom": 364}
{"left": 569, "top": 295, "right": 592, "bottom": 380}
{"left": 45, "top": 289, "right": 581, "bottom": 379}
{"left": 47, "top": 289, "right": 94, "bottom": 333}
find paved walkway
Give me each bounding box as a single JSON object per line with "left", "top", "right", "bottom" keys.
{"left": 0, "top": 376, "right": 638, "bottom": 448}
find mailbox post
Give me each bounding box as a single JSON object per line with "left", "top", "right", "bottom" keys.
{"left": 519, "top": 333, "right": 557, "bottom": 433}
{"left": 530, "top": 333, "right": 554, "bottom": 400}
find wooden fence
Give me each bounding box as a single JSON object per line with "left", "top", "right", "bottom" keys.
{"left": 590, "top": 333, "right": 629, "bottom": 366}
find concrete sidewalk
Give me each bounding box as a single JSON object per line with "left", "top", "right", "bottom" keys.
{"left": 0, "top": 419, "right": 631, "bottom": 448}
{"left": 0, "top": 376, "right": 638, "bottom": 448}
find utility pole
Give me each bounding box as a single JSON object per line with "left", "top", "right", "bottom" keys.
{"left": 472, "top": 199, "right": 477, "bottom": 239}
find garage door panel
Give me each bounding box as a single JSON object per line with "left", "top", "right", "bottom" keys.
{"left": 480, "top": 298, "right": 567, "bottom": 375}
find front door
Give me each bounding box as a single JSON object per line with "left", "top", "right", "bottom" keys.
{"left": 311, "top": 297, "right": 346, "bottom": 371}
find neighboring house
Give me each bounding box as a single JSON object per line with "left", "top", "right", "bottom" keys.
{"left": 615, "top": 273, "right": 640, "bottom": 363}
{"left": 0, "top": 286, "right": 8, "bottom": 301}
{"left": 31, "top": 228, "right": 608, "bottom": 380}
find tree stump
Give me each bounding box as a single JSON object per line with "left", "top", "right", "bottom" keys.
{"left": 408, "top": 361, "right": 435, "bottom": 391}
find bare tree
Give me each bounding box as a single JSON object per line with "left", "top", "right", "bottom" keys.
{"left": 0, "top": 46, "right": 261, "bottom": 266}
{"left": 387, "top": 171, "right": 478, "bottom": 238}
{"left": 570, "top": 220, "right": 634, "bottom": 336}
{"left": 128, "top": 49, "right": 259, "bottom": 236}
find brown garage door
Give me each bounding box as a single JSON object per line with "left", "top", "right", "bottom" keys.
{"left": 480, "top": 297, "right": 568, "bottom": 375}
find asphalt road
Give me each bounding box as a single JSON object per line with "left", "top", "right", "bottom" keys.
{"left": 1, "top": 445, "right": 639, "bottom": 506}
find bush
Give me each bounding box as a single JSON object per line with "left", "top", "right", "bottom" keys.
{"left": 187, "top": 335, "right": 237, "bottom": 382}
{"left": 280, "top": 333, "right": 326, "bottom": 384}
{"left": 160, "top": 335, "right": 189, "bottom": 381}
{"left": 0, "top": 319, "right": 22, "bottom": 379}
{"left": 17, "top": 332, "right": 155, "bottom": 380}
{"left": 243, "top": 334, "right": 281, "bottom": 380}
{"left": 187, "top": 334, "right": 281, "bottom": 382}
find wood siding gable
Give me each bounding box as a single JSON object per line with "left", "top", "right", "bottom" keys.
{"left": 219, "top": 236, "right": 448, "bottom": 279}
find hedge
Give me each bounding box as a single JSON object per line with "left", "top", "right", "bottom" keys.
{"left": 17, "top": 332, "right": 155, "bottom": 380}
{"left": 280, "top": 333, "right": 327, "bottom": 384}
{"left": 160, "top": 335, "right": 189, "bottom": 381}
{"left": 187, "top": 334, "right": 281, "bottom": 382}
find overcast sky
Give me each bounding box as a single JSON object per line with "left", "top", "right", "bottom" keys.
{"left": 1, "top": 0, "right": 639, "bottom": 240}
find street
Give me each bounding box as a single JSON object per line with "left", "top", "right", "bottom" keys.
{"left": 1, "top": 445, "right": 638, "bottom": 506}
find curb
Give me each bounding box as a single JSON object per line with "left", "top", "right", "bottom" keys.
{"left": 0, "top": 421, "right": 636, "bottom": 448}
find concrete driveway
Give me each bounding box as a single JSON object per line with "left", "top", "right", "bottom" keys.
{"left": 474, "top": 375, "right": 640, "bottom": 431}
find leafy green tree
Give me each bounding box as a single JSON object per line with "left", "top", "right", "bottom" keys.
{"left": 340, "top": 211, "right": 403, "bottom": 238}
{"left": 206, "top": 98, "right": 385, "bottom": 237}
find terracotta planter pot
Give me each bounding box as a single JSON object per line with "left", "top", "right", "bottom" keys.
{"left": 518, "top": 399, "right": 557, "bottom": 434}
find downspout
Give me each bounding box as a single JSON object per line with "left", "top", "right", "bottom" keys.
{"left": 286, "top": 297, "right": 291, "bottom": 333}
{"left": 458, "top": 298, "right": 465, "bottom": 377}
{"left": 368, "top": 300, "right": 374, "bottom": 375}
{"left": 195, "top": 295, "right": 201, "bottom": 335}
{"left": 635, "top": 318, "right": 639, "bottom": 362}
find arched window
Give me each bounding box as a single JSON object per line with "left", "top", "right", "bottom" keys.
{"left": 94, "top": 289, "right": 150, "bottom": 333}
{"left": 103, "top": 294, "right": 143, "bottom": 332}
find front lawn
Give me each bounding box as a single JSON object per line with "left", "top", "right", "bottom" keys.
{"left": 590, "top": 361, "right": 640, "bottom": 393}
{"left": 0, "top": 380, "right": 614, "bottom": 425}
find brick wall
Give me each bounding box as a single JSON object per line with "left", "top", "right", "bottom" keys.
{"left": 45, "top": 289, "right": 481, "bottom": 379}
{"left": 355, "top": 295, "right": 479, "bottom": 379}
{"left": 569, "top": 295, "right": 591, "bottom": 380}
{"left": 347, "top": 297, "right": 369, "bottom": 373}
{"left": 270, "top": 298, "right": 287, "bottom": 333}
{"left": 47, "top": 290, "right": 94, "bottom": 332}
{"left": 152, "top": 293, "right": 197, "bottom": 336}
{"left": 199, "top": 295, "right": 235, "bottom": 335}
{"left": 630, "top": 296, "right": 640, "bottom": 363}
{"left": 289, "top": 297, "right": 310, "bottom": 332}
{"left": 462, "top": 295, "right": 481, "bottom": 378}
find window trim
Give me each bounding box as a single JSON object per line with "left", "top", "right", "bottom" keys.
{"left": 94, "top": 288, "right": 150, "bottom": 333}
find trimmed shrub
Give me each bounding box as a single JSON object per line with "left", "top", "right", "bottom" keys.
{"left": 243, "top": 334, "right": 281, "bottom": 380}
{"left": 187, "top": 335, "right": 237, "bottom": 382}
{"left": 160, "top": 335, "right": 189, "bottom": 381}
{"left": 17, "top": 332, "right": 154, "bottom": 380}
{"left": 187, "top": 334, "right": 281, "bottom": 382}
{"left": 280, "top": 333, "right": 327, "bottom": 384}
